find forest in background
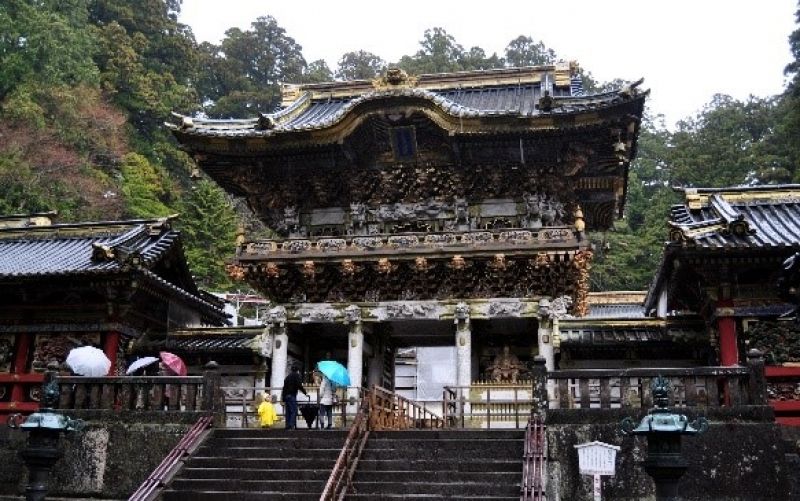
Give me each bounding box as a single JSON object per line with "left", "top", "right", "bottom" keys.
{"left": 1, "top": 0, "right": 798, "bottom": 292}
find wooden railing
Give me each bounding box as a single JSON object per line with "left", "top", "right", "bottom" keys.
{"left": 220, "top": 385, "right": 360, "bottom": 428}
{"left": 547, "top": 366, "right": 757, "bottom": 410}
{"left": 320, "top": 397, "right": 370, "bottom": 501}
{"left": 520, "top": 412, "right": 546, "bottom": 501}
{"left": 128, "top": 415, "right": 213, "bottom": 501}
{"left": 56, "top": 376, "right": 206, "bottom": 411}
{"left": 443, "top": 384, "right": 534, "bottom": 428}
{"left": 369, "top": 385, "right": 443, "bottom": 430}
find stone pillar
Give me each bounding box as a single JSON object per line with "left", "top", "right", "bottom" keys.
{"left": 454, "top": 302, "right": 471, "bottom": 388}
{"left": 746, "top": 349, "right": 767, "bottom": 405}
{"left": 268, "top": 306, "right": 288, "bottom": 401}
{"left": 538, "top": 298, "right": 564, "bottom": 372}
{"left": 716, "top": 298, "right": 738, "bottom": 365}
{"left": 344, "top": 305, "right": 363, "bottom": 403}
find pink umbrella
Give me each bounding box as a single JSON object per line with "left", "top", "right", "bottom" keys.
{"left": 159, "top": 351, "right": 187, "bottom": 376}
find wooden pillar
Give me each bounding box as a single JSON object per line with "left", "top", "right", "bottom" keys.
{"left": 104, "top": 330, "right": 120, "bottom": 375}
{"left": 10, "top": 333, "right": 31, "bottom": 403}
{"left": 717, "top": 299, "right": 738, "bottom": 366}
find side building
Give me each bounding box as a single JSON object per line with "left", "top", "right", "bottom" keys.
{"left": 0, "top": 213, "right": 228, "bottom": 416}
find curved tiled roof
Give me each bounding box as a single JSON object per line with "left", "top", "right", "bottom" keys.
{"left": 168, "top": 68, "right": 646, "bottom": 139}
{"left": 668, "top": 186, "right": 800, "bottom": 249}
{"left": 0, "top": 219, "right": 177, "bottom": 277}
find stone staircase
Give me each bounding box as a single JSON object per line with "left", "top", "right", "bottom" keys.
{"left": 346, "top": 429, "right": 524, "bottom": 500}
{"left": 161, "top": 428, "right": 347, "bottom": 501}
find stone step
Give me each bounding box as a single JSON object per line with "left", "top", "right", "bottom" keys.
{"left": 177, "top": 467, "right": 331, "bottom": 481}
{"left": 346, "top": 495, "right": 520, "bottom": 500}
{"left": 207, "top": 436, "right": 347, "bottom": 448}
{"left": 193, "top": 446, "right": 341, "bottom": 459}
{"left": 162, "top": 490, "right": 319, "bottom": 501}
{"left": 365, "top": 438, "right": 523, "bottom": 450}
{"left": 360, "top": 446, "right": 519, "bottom": 460}
{"left": 348, "top": 481, "right": 520, "bottom": 496}
{"left": 356, "top": 458, "right": 521, "bottom": 472}
{"left": 186, "top": 457, "right": 337, "bottom": 470}
{"left": 168, "top": 478, "right": 325, "bottom": 493}
{"left": 371, "top": 430, "right": 524, "bottom": 440}
{"left": 352, "top": 470, "right": 519, "bottom": 484}
{"left": 211, "top": 428, "right": 348, "bottom": 439}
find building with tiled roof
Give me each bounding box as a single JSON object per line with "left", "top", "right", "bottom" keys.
{"left": 169, "top": 64, "right": 647, "bottom": 400}
{"left": 0, "top": 213, "right": 228, "bottom": 414}
{"left": 644, "top": 185, "right": 800, "bottom": 424}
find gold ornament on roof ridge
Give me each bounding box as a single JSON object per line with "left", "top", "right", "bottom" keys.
{"left": 372, "top": 68, "right": 418, "bottom": 90}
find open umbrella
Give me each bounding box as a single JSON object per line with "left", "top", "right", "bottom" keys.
{"left": 159, "top": 351, "right": 187, "bottom": 376}
{"left": 317, "top": 360, "right": 350, "bottom": 388}
{"left": 66, "top": 346, "right": 111, "bottom": 376}
{"left": 125, "top": 356, "right": 159, "bottom": 375}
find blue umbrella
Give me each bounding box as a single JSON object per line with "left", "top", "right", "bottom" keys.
{"left": 317, "top": 360, "right": 350, "bottom": 388}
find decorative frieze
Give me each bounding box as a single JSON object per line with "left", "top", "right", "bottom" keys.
{"left": 296, "top": 304, "right": 341, "bottom": 323}
{"left": 240, "top": 228, "right": 581, "bottom": 258}
{"left": 371, "top": 301, "right": 445, "bottom": 321}
{"left": 480, "top": 299, "right": 524, "bottom": 318}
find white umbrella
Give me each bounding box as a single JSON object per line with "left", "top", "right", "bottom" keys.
{"left": 125, "top": 356, "right": 159, "bottom": 375}
{"left": 66, "top": 346, "right": 111, "bottom": 376}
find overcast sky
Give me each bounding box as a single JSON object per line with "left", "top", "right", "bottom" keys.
{"left": 180, "top": 0, "right": 797, "bottom": 127}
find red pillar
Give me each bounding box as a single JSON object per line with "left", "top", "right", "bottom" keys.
{"left": 717, "top": 299, "right": 738, "bottom": 366}
{"left": 104, "top": 331, "right": 120, "bottom": 376}
{"left": 10, "top": 333, "right": 31, "bottom": 403}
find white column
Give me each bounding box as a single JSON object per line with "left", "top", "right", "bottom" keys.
{"left": 268, "top": 306, "right": 288, "bottom": 402}
{"left": 537, "top": 299, "right": 557, "bottom": 371}
{"left": 537, "top": 318, "right": 555, "bottom": 372}
{"left": 454, "top": 302, "right": 472, "bottom": 388}
{"left": 345, "top": 305, "right": 363, "bottom": 403}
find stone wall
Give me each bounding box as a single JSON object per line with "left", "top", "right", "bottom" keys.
{"left": 546, "top": 407, "right": 798, "bottom": 501}
{"left": 0, "top": 411, "right": 204, "bottom": 499}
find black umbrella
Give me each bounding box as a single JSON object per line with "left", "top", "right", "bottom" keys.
{"left": 299, "top": 399, "right": 319, "bottom": 428}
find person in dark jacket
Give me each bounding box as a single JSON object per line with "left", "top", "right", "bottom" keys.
{"left": 281, "top": 365, "right": 307, "bottom": 429}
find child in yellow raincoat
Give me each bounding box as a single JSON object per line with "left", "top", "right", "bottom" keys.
{"left": 257, "top": 393, "right": 278, "bottom": 428}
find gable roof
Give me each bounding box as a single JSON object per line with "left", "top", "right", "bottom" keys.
{"left": 168, "top": 65, "right": 647, "bottom": 140}
{"left": 667, "top": 185, "right": 800, "bottom": 249}
{"left": 645, "top": 185, "right": 800, "bottom": 311}
{"left": 0, "top": 216, "right": 227, "bottom": 323}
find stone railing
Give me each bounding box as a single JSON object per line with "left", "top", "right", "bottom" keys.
{"left": 51, "top": 362, "right": 226, "bottom": 424}
{"left": 546, "top": 350, "right": 768, "bottom": 412}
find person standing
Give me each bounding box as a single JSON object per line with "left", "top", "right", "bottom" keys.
{"left": 281, "top": 365, "right": 307, "bottom": 429}
{"left": 318, "top": 374, "right": 335, "bottom": 429}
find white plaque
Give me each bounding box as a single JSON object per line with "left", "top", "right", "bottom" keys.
{"left": 574, "top": 441, "right": 620, "bottom": 476}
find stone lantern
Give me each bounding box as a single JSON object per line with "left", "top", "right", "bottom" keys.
{"left": 7, "top": 362, "right": 84, "bottom": 501}
{"left": 620, "top": 375, "right": 708, "bottom": 501}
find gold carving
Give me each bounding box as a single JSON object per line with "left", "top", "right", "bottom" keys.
{"left": 372, "top": 68, "right": 418, "bottom": 90}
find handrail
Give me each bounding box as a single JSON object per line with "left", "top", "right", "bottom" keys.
{"left": 370, "top": 385, "right": 443, "bottom": 430}
{"left": 320, "top": 393, "right": 370, "bottom": 501}
{"left": 520, "top": 412, "right": 546, "bottom": 501}
{"left": 128, "top": 414, "right": 213, "bottom": 501}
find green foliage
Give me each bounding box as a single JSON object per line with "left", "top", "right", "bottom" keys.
{"left": 120, "top": 152, "right": 174, "bottom": 218}
{"left": 336, "top": 51, "right": 385, "bottom": 80}
{"left": 397, "top": 28, "right": 505, "bottom": 74}
{"left": 504, "top": 36, "right": 556, "bottom": 67}
{"left": 197, "top": 16, "right": 307, "bottom": 118}
{"left": 178, "top": 179, "right": 238, "bottom": 290}
{"left": 0, "top": 0, "right": 99, "bottom": 99}
{"left": 786, "top": 3, "right": 800, "bottom": 96}
{"left": 303, "top": 59, "right": 333, "bottom": 83}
